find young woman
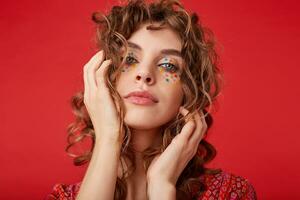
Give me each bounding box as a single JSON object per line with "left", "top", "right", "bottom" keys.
{"left": 47, "top": 0, "right": 257, "bottom": 199}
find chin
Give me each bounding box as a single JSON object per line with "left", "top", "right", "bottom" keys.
{"left": 123, "top": 108, "right": 177, "bottom": 131}
{"left": 124, "top": 112, "right": 161, "bottom": 130}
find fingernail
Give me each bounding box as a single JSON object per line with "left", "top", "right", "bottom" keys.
{"left": 179, "top": 106, "right": 184, "bottom": 112}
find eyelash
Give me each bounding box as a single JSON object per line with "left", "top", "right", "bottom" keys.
{"left": 124, "top": 55, "right": 137, "bottom": 65}
{"left": 158, "top": 63, "right": 179, "bottom": 73}
{"left": 123, "top": 55, "right": 179, "bottom": 73}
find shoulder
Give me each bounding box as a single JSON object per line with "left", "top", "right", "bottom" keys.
{"left": 45, "top": 182, "right": 82, "bottom": 200}
{"left": 197, "top": 170, "right": 257, "bottom": 200}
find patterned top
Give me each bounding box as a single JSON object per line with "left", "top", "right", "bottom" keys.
{"left": 45, "top": 170, "right": 257, "bottom": 200}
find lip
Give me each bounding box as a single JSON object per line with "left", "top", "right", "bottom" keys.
{"left": 124, "top": 90, "right": 159, "bottom": 105}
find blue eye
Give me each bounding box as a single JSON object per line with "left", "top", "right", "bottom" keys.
{"left": 158, "top": 63, "right": 178, "bottom": 73}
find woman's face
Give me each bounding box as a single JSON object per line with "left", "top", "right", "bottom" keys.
{"left": 116, "top": 22, "right": 184, "bottom": 130}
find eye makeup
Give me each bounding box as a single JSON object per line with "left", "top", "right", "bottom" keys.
{"left": 158, "top": 57, "right": 181, "bottom": 83}
{"left": 158, "top": 57, "right": 180, "bottom": 73}
{"left": 121, "top": 52, "right": 138, "bottom": 72}
{"left": 120, "top": 54, "right": 181, "bottom": 83}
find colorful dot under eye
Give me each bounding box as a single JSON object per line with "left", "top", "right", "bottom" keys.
{"left": 121, "top": 63, "right": 137, "bottom": 72}
{"left": 163, "top": 73, "right": 180, "bottom": 83}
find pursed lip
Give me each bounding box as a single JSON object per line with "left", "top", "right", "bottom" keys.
{"left": 124, "top": 90, "right": 159, "bottom": 103}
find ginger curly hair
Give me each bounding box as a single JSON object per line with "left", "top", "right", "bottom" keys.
{"left": 66, "top": 0, "right": 224, "bottom": 199}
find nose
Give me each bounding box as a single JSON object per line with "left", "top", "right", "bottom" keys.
{"left": 135, "top": 67, "right": 155, "bottom": 85}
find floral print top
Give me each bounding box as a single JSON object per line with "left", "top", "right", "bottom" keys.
{"left": 46, "top": 170, "right": 257, "bottom": 200}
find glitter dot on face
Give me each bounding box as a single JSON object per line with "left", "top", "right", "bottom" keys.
{"left": 121, "top": 62, "right": 138, "bottom": 73}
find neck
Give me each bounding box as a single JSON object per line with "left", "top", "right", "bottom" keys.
{"left": 118, "top": 128, "right": 163, "bottom": 178}
{"left": 118, "top": 127, "right": 163, "bottom": 175}
{"left": 130, "top": 127, "right": 162, "bottom": 155}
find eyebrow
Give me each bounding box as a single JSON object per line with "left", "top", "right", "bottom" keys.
{"left": 127, "top": 41, "right": 183, "bottom": 59}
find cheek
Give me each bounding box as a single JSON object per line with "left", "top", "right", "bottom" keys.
{"left": 155, "top": 87, "right": 183, "bottom": 126}
{"left": 156, "top": 70, "right": 183, "bottom": 106}
{"left": 121, "top": 63, "right": 138, "bottom": 73}
{"left": 165, "top": 87, "right": 183, "bottom": 107}
{"left": 158, "top": 68, "right": 181, "bottom": 84}
{"left": 116, "top": 68, "right": 133, "bottom": 92}
{"left": 159, "top": 81, "right": 183, "bottom": 114}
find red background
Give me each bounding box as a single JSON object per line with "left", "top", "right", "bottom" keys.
{"left": 1, "top": 0, "right": 299, "bottom": 199}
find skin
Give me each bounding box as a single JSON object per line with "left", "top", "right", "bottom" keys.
{"left": 116, "top": 23, "right": 207, "bottom": 199}
{"left": 116, "top": 22, "right": 186, "bottom": 199}
{"left": 78, "top": 22, "right": 207, "bottom": 200}
{"left": 116, "top": 23, "right": 184, "bottom": 132}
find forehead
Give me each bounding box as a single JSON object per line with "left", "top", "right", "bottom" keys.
{"left": 127, "top": 22, "right": 182, "bottom": 53}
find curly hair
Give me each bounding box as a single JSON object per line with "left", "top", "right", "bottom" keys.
{"left": 65, "top": 0, "right": 224, "bottom": 199}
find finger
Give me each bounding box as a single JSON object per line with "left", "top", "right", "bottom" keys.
{"left": 86, "top": 50, "right": 105, "bottom": 93}
{"left": 176, "top": 107, "right": 196, "bottom": 142}
{"left": 189, "top": 110, "right": 207, "bottom": 147}
{"left": 179, "top": 106, "right": 195, "bottom": 123}
{"left": 95, "top": 59, "right": 112, "bottom": 92}
{"left": 83, "top": 63, "right": 89, "bottom": 102}
{"left": 179, "top": 106, "right": 189, "bottom": 117}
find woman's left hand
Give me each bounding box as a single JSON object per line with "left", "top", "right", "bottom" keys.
{"left": 147, "top": 106, "right": 207, "bottom": 186}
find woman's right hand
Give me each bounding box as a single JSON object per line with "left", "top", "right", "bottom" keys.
{"left": 83, "top": 50, "right": 122, "bottom": 145}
